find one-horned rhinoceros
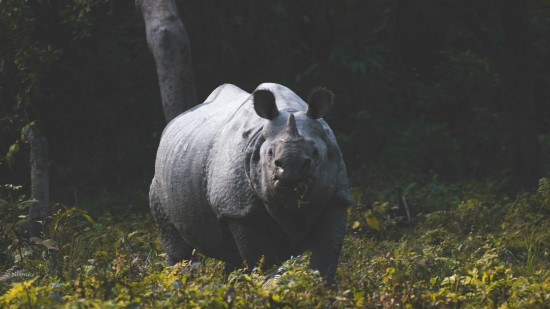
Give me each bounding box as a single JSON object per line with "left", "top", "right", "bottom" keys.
{"left": 150, "top": 83, "right": 353, "bottom": 284}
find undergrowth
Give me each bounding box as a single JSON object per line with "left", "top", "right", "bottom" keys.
{"left": 0, "top": 179, "right": 549, "bottom": 308}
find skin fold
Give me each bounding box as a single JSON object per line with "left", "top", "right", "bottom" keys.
{"left": 150, "top": 83, "right": 352, "bottom": 284}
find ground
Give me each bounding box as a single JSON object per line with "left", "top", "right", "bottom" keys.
{"left": 0, "top": 179, "right": 549, "bottom": 308}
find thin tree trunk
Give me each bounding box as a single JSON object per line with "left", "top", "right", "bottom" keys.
{"left": 136, "top": 0, "right": 198, "bottom": 123}
{"left": 500, "top": 0, "right": 541, "bottom": 192}
{"left": 23, "top": 126, "right": 49, "bottom": 237}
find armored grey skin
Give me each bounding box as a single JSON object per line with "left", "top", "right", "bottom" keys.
{"left": 150, "top": 83, "right": 353, "bottom": 284}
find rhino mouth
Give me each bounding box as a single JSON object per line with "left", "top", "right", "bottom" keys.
{"left": 272, "top": 177, "right": 313, "bottom": 210}
{"left": 273, "top": 176, "right": 311, "bottom": 191}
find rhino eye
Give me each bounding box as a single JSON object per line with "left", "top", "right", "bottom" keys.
{"left": 267, "top": 148, "right": 273, "bottom": 158}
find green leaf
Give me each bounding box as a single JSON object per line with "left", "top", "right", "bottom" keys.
{"left": 30, "top": 237, "right": 58, "bottom": 250}
{"left": 80, "top": 212, "right": 95, "bottom": 224}
{"left": 0, "top": 277, "right": 37, "bottom": 303}
{"left": 6, "top": 142, "right": 20, "bottom": 168}
{"left": 364, "top": 209, "right": 381, "bottom": 231}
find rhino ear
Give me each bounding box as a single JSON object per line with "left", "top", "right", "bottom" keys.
{"left": 307, "top": 88, "right": 334, "bottom": 119}
{"left": 253, "top": 90, "right": 279, "bottom": 120}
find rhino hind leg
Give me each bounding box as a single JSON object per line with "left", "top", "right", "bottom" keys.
{"left": 150, "top": 186, "right": 193, "bottom": 265}
{"left": 158, "top": 216, "right": 194, "bottom": 265}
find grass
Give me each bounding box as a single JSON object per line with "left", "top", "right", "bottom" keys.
{"left": 0, "top": 179, "right": 549, "bottom": 308}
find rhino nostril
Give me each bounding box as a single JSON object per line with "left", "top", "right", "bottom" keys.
{"left": 274, "top": 159, "right": 282, "bottom": 167}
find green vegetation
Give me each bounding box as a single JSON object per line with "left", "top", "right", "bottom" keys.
{"left": 2, "top": 1, "right": 550, "bottom": 198}
{"left": 1, "top": 1, "right": 550, "bottom": 307}
{"left": 1, "top": 179, "right": 548, "bottom": 308}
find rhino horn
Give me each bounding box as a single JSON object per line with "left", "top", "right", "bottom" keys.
{"left": 284, "top": 114, "right": 301, "bottom": 139}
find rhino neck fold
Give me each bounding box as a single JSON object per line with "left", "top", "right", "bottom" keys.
{"left": 244, "top": 127, "right": 265, "bottom": 196}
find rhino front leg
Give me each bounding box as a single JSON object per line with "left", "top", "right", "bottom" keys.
{"left": 225, "top": 216, "right": 282, "bottom": 271}
{"left": 150, "top": 184, "right": 193, "bottom": 265}
{"left": 308, "top": 206, "right": 348, "bottom": 286}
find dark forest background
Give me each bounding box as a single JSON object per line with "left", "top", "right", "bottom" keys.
{"left": 2, "top": 0, "right": 550, "bottom": 210}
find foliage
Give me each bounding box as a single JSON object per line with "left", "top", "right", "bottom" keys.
{"left": 1, "top": 0, "right": 550, "bottom": 200}
{"left": 1, "top": 0, "right": 550, "bottom": 307}
{"left": 0, "top": 0, "right": 97, "bottom": 130}
{"left": 1, "top": 179, "right": 549, "bottom": 308}
{"left": 0, "top": 0, "right": 162, "bottom": 197}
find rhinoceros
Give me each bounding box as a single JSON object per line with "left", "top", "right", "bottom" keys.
{"left": 150, "top": 83, "right": 352, "bottom": 284}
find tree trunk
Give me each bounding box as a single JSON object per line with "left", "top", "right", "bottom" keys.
{"left": 136, "top": 0, "right": 198, "bottom": 123}
{"left": 23, "top": 125, "right": 50, "bottom": 237}
{"left": 500, "top": 0, "right": 542, "bottom": 192}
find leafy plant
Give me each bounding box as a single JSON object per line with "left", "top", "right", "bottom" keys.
{"left": 1, "top": 180, "right": 550, "bottom": 307}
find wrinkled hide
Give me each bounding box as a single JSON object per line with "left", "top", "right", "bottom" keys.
{"left": 150, "top": 83, "right": 352, "bottom": 284}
